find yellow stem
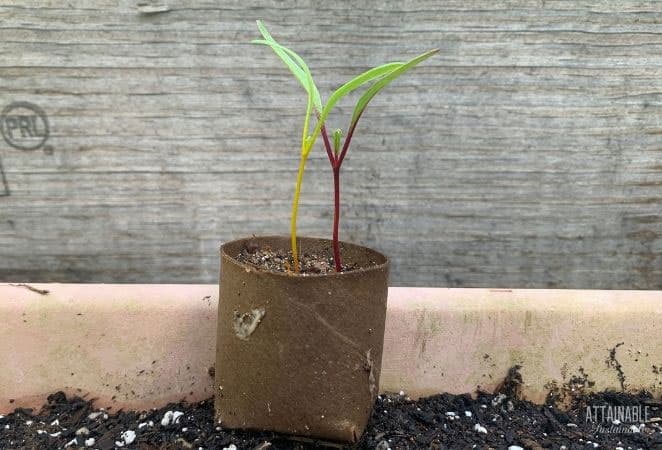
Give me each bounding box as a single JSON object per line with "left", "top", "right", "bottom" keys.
{"left": 290, "top": 86, "right": 314, "bottom": 273}
{"left": 290, "top": 155, "right": 307, "bottom": 272}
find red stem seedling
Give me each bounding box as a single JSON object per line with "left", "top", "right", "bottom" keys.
{"left": 319, "top": 124, "right": 344, "bottom": 270}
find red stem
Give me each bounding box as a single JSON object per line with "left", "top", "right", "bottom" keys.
{"left": 323, "top": 113, "right": 367, "bottom": 272}
{"left": 320, "top": 123, "right": 336, "bottom": 165}
{"left": 319, "top": 113, "right": 368, "bottom": 272}
{"left": 319, "top": 121, "right": 343, "bottom": 271}
{"left": 332, "top": 166, "right": 342, "bottom": 271}
{"left": 338, "top": 111, "right": 363, "bottom": 166}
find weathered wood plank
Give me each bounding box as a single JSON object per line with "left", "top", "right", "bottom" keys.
{"left": 0, "top": 1, "right": 660, "bottom": 288}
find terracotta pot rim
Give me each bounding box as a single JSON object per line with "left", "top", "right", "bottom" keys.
{"left": 220, "top": 235, "right": 389, "bottom": 279}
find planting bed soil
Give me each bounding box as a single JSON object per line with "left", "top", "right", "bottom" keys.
{"left": 1, "top": 389, "right": 660, "bottom": 450}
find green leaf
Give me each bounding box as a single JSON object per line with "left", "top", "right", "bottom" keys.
{"left": 350, "top": 49, "right": 438, "bottom": 126}
{"left": 253, "top": 39, "right": 318, "bottom": 112}
{"left": 256, "top": 21, "right": 305, "bottom": 86}
{"left": 254, "top": 37, "right": 320, "bottom": 157}
{"left": 313, "top": 62, "right": 404, "bottom": 138}
{"left": 254, "top": 21, "right": 322, "bottom": 111}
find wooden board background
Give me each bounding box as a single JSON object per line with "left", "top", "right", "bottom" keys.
{"left": 0, "top": 0, "right": 660, "bottom": 288}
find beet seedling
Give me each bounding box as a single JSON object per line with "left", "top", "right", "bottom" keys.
{"left": 254, "top": 21, "right": 437, "bottom": 272}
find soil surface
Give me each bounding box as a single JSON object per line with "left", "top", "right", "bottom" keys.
{"left": 1, "top": 390, "right": 660, "bottom": 449}
{"left": 235, "top": 244, "right": 364, "bottom": 275}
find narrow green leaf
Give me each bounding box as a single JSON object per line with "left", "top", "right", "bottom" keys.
{"left": 313, "top": 62, "right": 403, "bottom": 138}
{"left": 254, "top": 39, "right": 321, "bottom": 158}
{"left": 253, "top": 39, "right": 317, "bottom": 103}
{"left": 351, "top": 49, "right": 438, "bottom": 126}
{"left": 255, "top": 21, "right": 306, "bottom": 88}
{"left": 256, "top": 19, "right": 275, "bottom": 42}
{"left": 254, "top": 21, "right": 322, "bottom": 111}
{"left": 256, "top": 21, "right": 305, "bottom": 85}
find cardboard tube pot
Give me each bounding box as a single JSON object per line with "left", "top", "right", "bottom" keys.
{"left": 214, "top": 236, "right": 389, "bottom": 443}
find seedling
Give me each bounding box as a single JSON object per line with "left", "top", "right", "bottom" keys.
{"left": 254, "top": 21, "right": 437, "bottom": 272}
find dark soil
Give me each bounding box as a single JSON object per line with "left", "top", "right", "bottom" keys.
{"left": 235, "top": 244, "right": 363, "bottom": 275}
{"left": 1, "top": 389, "right": 660, "bottom": 449}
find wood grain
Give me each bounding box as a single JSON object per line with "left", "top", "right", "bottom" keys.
{"left": 0, "top": 1, "right": 660, "bottom": 288}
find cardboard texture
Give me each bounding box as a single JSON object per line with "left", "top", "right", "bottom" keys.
{"left": 214, "top": 236, "right": 389, "bottom": 443}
